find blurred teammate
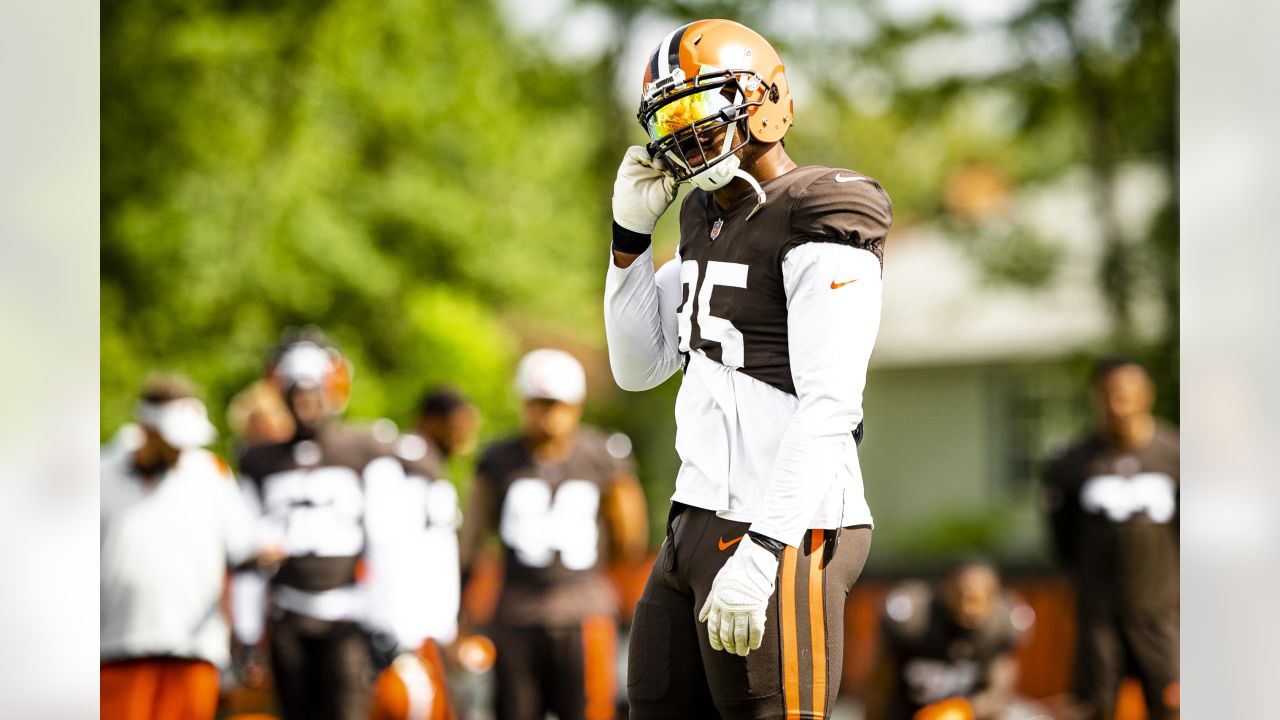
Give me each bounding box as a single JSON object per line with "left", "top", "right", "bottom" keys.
{"left": 236, "top": 328, "right": 410, "bottom": 720}
{"left": 1041, "top": 358, "right": 1179, "bottom": 719}
{"left": 415, "top": 386, "right": 481, "bottom": 463}
{"left": 460, "top": 349, "right": 648, "bottom": 720}
{"left": 866, "top": 560, "right": 1034, "bottom": 720}
{"left": 603, "top": 19, "right": 890, "bottom": 718}
{"left": 364, "top": 398, "right": 473, "bottom": 720}
{"left": 225, "top": 381, "right": 296, "bottom": 691}
{"left": 101, "top": 375, "right": 282, "bottom": 720}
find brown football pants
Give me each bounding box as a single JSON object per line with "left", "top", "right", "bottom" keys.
{"left": 628, "top": 504, "right": 872, "bottom": 720}
{"left": 100, "top": 657, "right": 220, "bottom": 720}
{"left": 492, "top": 615, "right": 618, "bottom": 720}
{"left": 1075, "top": 604, "right": 1179, "bottom": 720}
{"left": 270, "top": 611, "right": 372, "bottom": 720}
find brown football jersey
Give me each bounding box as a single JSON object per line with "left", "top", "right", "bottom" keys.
{"left": 676, "top": 165, "right": 892, "bottom": 396}
{"left": 391, "top": 432, "right": 459, "bottom": 531}
{"left": 239, "top": 422, "right": 399, "bottom": 593}
{"left": 1042, "top": 421, "right": 1180, "bottom": 613}
{"left": 475, "top": 427, "right": 635, "bottom": 626}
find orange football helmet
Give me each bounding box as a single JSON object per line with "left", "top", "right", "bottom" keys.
{"left": 914, "top": 697, "right": 976, "bottom": 720}
{"left": 370, "top": 641, "right": 457, "bottom": 720}
{"left": 264, "top": 327, "right": 353, "bottom": 413}
{"left": 637, "top": 19, "right": 794, "bottom": 192}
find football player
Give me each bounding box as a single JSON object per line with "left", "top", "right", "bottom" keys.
{"left": 415, "top": 386, "right": 481, "bottom": 463}
{"left": 236, "top": 328, "right": 410, "bottom": 720}
{"left": 101, "top": 375, "right": 283, "bottom": 720}
{"left": 1041, "top": 358, "right": 1179, "bottom": 719}
{"left": 865, "top": 560, "right": 1033, "bottom": 720}
{"left": 365, "top": 386, "right": 479, "bottom": 720}
{"left": 363, "top": 408, "right": 468, "bottom": 720}
{"left": 603, "top": 18, "right": 892, "bottom": 718}
{"left": 459, "top": 349, "right": 648, "bottom": 720}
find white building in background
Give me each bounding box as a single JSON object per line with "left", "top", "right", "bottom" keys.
{"left": 861, "top": 163, "right": 1171, "bottom": 568}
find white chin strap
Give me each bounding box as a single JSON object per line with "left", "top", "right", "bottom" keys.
{"left": 687, "top": 123, "right": 767, "bottom": 220}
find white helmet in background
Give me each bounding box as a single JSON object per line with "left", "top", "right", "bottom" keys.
{"left": 515, "top": 349, "right": 586, "bottom": 405}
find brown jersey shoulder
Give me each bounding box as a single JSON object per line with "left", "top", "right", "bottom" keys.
{"left": 574, "top": 426, "right": 636, "bottom": 482}
{"left": 783, "top": 166, "right": 893, "bottom": 265}
{"left": 317, "top": 423, "right": 399, "bottom": 470}
{"left": 393, "top": 433, "right": 444, "bottom": 481}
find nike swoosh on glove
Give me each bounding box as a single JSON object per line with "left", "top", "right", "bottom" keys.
{"left": 612, "top": 145, "right": 678, "bottom": 235}
{"left": 698, "top": 535, "right": 780, "bottom": 656}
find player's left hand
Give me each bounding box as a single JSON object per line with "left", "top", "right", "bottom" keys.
{"left": 698, "top": 535, "right": 779, "bottom": 656}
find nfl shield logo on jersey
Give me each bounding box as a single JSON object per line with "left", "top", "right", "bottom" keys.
{"left": 710, "top": 218, "right": 724, "bottom": 241}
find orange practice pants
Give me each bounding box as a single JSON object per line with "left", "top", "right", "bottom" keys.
{"left": 101, "top": 657, "right": 220, "bottom": 720}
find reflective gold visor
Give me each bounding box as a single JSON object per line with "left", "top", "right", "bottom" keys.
{"left": 644, "top": 87, "right": 735, "bottom": 142}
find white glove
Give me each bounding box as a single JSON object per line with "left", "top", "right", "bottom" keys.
{"left": 698, "top": 535, "right": 779, "bottom": 656}
{"left": 612, "top": 145, "right": 678, "bottom": 235}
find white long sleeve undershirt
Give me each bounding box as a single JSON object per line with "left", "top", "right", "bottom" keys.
{"left": 603, "top": 246, "right": 683, "bottom": 392}
{"left": 747, "top": 242, "right": 882, "bottom": 547}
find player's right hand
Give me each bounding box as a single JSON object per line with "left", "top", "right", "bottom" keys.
{"left": 232, "top": 642, "right": 270, "bottom": 689}
{"left": 612, "top": 145, "right": 678, "bottom": 235}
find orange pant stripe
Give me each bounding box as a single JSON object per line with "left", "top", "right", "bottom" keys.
{"left": 808, "top": 530, "right": 827, "bottom": 718}
{"left": 582, "top": 615, "right": 617, "bottom": 720}
{"left": 781, "top": 545, "right": 801, "bottom": 718}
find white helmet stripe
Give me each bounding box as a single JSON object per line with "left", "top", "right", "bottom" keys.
{"left": 393, "top": 655, "right": 434, "bottom": 720}
{"left": 717, "top": 87, "right": 742, "bottom": 156}
{"left": 657, "top": 26, "right": 681, "bottom": 76}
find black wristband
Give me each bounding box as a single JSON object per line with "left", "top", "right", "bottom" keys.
{"left": 747, "top": 530, "right": 787, "bottom": 558}
{"left": 611, "top": 220, "right": 653, "bottom": 254}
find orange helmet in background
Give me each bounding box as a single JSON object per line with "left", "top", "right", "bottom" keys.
{"left": 264, "top": 327, "right": 353, "bottom": 414}
{"left": 914, "top": 697, "right": 976, "bottom": 720}
{"left": 370, "top": 642, "right": 457, "bottom": 720}
{"left": 637, "top": 19, "right": 794, "bottom": 193}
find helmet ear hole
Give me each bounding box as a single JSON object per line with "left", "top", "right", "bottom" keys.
{"left": 769, "top": 84, "right": 780, "bottom": 103}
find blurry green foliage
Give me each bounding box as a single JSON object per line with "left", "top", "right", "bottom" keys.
{"left": 945, "top": 222, "right": 1064, "bottom": 288}
{"left": 872, "top": 508, "right": 1016, "bottom": 569}
{"left": 103, "top": 0, "right": 620, "bottom": 446}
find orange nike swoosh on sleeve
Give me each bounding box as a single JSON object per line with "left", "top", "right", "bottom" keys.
{"left": 830, "top": 279, "right": 858, "bottom": 289}
{"left": 718, "top": 535, "right": 744, "bottom": 551}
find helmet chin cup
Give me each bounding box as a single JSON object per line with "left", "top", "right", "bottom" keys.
{"left": 689, "top": 154, "right": 740, "bottom": 191}
{"left": 688, "top": 157, "right": 768, "bottom": 221}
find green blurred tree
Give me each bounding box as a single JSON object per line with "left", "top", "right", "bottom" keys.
{"left": 103, "top": 0, "right": 623, "bottom": 446}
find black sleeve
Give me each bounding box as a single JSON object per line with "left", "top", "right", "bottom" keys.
{"left": 474, "top": 444, "right": 500, "bottom": 485}
{"left": 236, "top": 445, "right": 267, "bottom": 485}
{"left": 1040, "top": 450, "right": 1081, "bottom": 571}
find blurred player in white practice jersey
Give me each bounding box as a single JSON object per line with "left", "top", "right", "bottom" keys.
{"left": 102, "top": 374, "right": 282, "bottom": 720}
